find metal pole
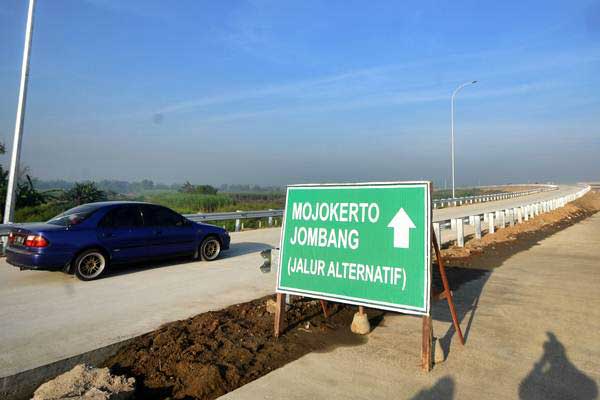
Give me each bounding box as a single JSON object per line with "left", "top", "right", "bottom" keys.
{"left": 451, "top": 92, "right": 455, "bottom": 199}
{"left": 450, "top": 80, "right": 477, "bottom": 199}
{"left": 4, "top": 0, "right": 36, "bottom": 224}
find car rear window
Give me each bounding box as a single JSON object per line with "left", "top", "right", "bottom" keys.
{"left": 47, "top": 204, "right": 103, "bottom": 226}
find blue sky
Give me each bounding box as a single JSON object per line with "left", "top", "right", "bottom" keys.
{"left": 1, "top": 0, "right": 599, "bottom": 186}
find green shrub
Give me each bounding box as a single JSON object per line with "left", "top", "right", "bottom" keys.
{"left": 14, "top": 203, "right": 67, "bottom": 223}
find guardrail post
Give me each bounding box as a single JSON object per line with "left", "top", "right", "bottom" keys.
{"left": 268, "top": 209, "right": 274, "bottom": 227}
{"left": 474, "top": 216, "right": 482, "bottom": 239}
{"left": 433, "top": 222, "right": 441, "bottom": 244}
{"left": 488, "top": 212, "right": 495, "bottom": 234}
{"left": 524, "top": 206, "right": 530, "bottom": 221}
{"left": 483, "top": 212, "right": 488, "bottom": 223}
{"left": 455, "top": 218, "right": 464, "bottom": 247}
{"left": 508, "top": 209, "right": 515, "bottom": 227}
{"left": 235, "top": 210, "right": 242, "bottom": 232}
{"left": 451, "top": 218, "right": 456, "bottom": 231}
{"left": 499, "top": 210, "right": 506, "bottom": 228}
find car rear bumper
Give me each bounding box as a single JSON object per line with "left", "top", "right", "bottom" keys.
{"left": 5, "top": 247, "right": 72, "bottom": 271}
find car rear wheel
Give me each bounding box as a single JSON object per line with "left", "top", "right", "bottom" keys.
{"left": 200, "top": 237, "right": 221, "bottom": 261}
{"left": 74, "top": 250, "right": 107, "bottom": 281}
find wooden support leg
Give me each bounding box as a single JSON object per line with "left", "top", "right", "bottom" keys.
{"left": 274, "top": 293, "right": 286, "bottom": 338}
{"left": 421, "top": 315, "right": 433, "bottom": 372}
{"left": 358, "top": 305, "right": 365, "bottom": 315}
{"left": 432, "top": 230, "right": 465, "bottom": 345}
{"left": 320, "top": 300, "right": 329, "bottom": 318}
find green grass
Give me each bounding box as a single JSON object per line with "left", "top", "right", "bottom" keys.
{"left": 15, "top": 203, "right": 67, "bottom": 223}
{"left": 141, "top": 192, "right": 233, "bottom": 214}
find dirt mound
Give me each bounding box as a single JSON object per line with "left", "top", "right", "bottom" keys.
{"left": 32, "top": 364, "right": 135, "bottom": 400}
{"left": 105, "top": 299, "right": 368, "bottom": 399}
{"left": 441, "top": 191, "right": 600, "bottom": 268}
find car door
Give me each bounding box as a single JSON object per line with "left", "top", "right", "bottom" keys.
{"left": 141, "top": 205, "right": 196, "bottom": 257}
{"left": 97, "top": 205, "right": 150, "bottom": 262}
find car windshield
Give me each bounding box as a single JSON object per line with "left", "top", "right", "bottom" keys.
{"left": 47, "top": 204, "right": 104, "bottom": 226}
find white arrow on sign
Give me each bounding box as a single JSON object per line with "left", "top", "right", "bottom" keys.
{"left": 387, "top": 208, "right": 416, "bottom": 249}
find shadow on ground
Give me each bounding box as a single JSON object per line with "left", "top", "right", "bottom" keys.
{"left": 519, "top": 332, "right": 598, "bottom": 400}
{"left": 101, "top": 241, "right": 271, "bottom": 279}
{"left": 410, "top": 376, "right": 455, "bottom": 400}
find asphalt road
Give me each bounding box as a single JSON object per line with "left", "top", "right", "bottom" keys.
{"left": 0, "top": 184, "right": 583, "bottom": 379}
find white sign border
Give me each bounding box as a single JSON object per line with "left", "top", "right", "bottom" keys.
{"left": 276, "top": 181, "right": 432, "bottom": 316}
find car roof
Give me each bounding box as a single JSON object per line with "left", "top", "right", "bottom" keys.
{"left": 85, "top": 201, "right": 150, "bottom": 206}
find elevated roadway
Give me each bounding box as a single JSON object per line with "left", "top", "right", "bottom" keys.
{"left": 0, "top": 184, "right": 584, "bottom": 384}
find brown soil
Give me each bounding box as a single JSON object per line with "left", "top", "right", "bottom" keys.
{"left": 105, "top": 299, "right": 375, "bottom": 400}
{"left": 439, "top": 192, "right": 600, "bottom": 269}
{"left": 105, "top": 191, "right": 600, "bottom": 400}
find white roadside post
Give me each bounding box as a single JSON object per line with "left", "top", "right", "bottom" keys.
{"left": 235, "top": 210, "right": 242, "bottom": 232}
{"left": 474, "top": 215, "right": 482, "bottom": 239}
{"left": 4, "top": 0, "right": 36, "bottom": 224}
{"left": 488, "top": 212, "right": 495, "bottom": 234}
{"left": 433, "top": 222, "right": 441, "bottom": 245}
{"left": 456, "top": 218, "right": 465, "bottom": 247}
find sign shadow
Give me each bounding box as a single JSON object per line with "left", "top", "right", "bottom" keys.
{"left": 409, "top": 376, "right": 455, "bottom": 400}
{"left": 430, "top": 266, "right": 491, "bottom": 358}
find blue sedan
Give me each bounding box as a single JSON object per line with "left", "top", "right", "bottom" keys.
{"left": 5, "top": 201, "right": 230, "bottom": 281}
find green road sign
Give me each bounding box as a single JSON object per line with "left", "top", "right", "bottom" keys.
{"left": 276, "top": 181, "right": 431, "bottom": 315}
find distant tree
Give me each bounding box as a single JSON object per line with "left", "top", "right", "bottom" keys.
{"left": 179, "top": 182, "right": 218, "bottom": 195}
{"left": 194, "top": 185, "right": 218, "bottom": 195}
{"left": 16, "top": 175, "right": 50, "bottom": 208}
{"left": 0, "top": 143, "right": 48, "bottom": 212}
{"left": 140, "top": 179, "right": 154, "bottom": 190}
{"left": 180, "top": 181, "right": 195, "bottom": 194}
{"left": 63, "top": 182, "right": 107, "bottom": 206}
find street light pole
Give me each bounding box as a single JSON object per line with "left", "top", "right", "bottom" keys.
{"left": 4, "top": 0, "right": 36, "bottom": 223}
{"left": 450, "top": 80, "right": 477, "bottom": 199}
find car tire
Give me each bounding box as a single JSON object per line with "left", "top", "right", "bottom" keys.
{"left": 200, "top": 237, "right": 221, "bottom": 261}
{"left": 74, "top": 250, "right": 108, "bottom": 281}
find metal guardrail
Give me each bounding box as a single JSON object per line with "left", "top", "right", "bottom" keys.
{"left": 433, "top": 185, "right": 591, "bottom": 247}
{"left": 183, "top": 209, "right": 283, "bottom": 222}
{"left": 432, "top": 184, "right": 557, "bottom": 209}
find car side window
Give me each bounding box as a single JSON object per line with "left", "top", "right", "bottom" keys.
{"left": 142, "top": 206, "right": 185, "bottom": 227}
{"left": 99, "top": 206, "right": 143, "bottom": 228}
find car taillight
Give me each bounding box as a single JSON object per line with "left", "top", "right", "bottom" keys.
{"left": 25, "top": 235, "right": 49, "bottom": 248}
{"left": 8, "top": 232, "right": 14, "bottom": 244}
